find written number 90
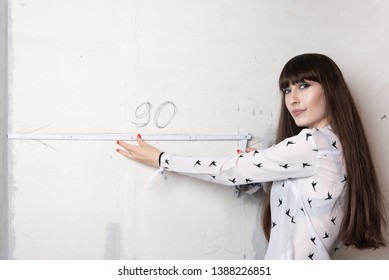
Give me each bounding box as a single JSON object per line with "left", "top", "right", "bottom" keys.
{"left": 133, "top": 101, "right": 176, "bottom": 129}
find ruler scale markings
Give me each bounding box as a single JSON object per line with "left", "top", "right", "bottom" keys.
{"left": 8, "top": 133, "right": 252, "bottom": 142}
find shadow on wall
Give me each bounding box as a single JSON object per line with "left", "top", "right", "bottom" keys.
{"left": 0, "top": 0, "right": 9, "bottom": 260}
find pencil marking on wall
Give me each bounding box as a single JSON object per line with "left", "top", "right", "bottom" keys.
{"left": 133, "top": 101, "right": 176, "bottom": 129}
{"left": 154, "top": 101, "right": 177, "bottom": 129}
{"left": 21, "top": 123, "right": 54, "bottom": 134}
{"left": 17, "top": 123, "right": 57, "bottom": 151}
{"left": 201, "top": 230, "right": 222, "bottom": 255}
{"left": 200, "top": 230, "right": 240, "bottom": 256}
{"left": 36, "top": 140, "right": 57, "bottom": 152}
{"left": 132, "top": 102, "right": 152, "bottom": 128}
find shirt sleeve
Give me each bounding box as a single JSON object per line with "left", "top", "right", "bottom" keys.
{"left": 160, "top": 129, "right": 319, "bottom": 186}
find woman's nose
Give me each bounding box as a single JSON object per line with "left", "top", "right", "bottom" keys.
{"left": 288, "top": 88, "right": 300, "bottom": 105}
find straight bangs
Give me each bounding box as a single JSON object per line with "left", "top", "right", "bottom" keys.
{"left": 279, "top": 54, "right": 322, "bottom": 91}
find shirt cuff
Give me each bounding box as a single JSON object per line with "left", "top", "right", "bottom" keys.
{"left": 158, "top": 152, "right": 165, "bottom": 167}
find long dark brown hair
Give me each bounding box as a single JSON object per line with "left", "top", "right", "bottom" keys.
{"left": 262, "top": 53, "right": 387, "bottom": 249}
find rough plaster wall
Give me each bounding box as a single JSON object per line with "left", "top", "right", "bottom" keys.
{"left": 5, "top": 0, "right": 389, "bottom": 259}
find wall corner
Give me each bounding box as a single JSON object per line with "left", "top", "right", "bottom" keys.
{"left": 0, "top": 0, "right": 9, "bottom": 260}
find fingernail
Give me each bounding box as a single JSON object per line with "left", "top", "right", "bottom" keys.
{"left": 237, "top": 149, "right": 241, "bottom": 154}
{"left": 116, "top": 140, "right": 119, "bottom": 144}
{"left": 137, "top": 134, "right": 141, "bottom": 138}
{"left": 116, "top": 149, "right": 120, "bottom": 152}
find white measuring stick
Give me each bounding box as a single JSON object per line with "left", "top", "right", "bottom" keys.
{"left": 8, "top": 133, "right": 252, "bottom": 150}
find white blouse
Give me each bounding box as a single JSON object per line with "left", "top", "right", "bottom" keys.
{"left": 159, "top": 126, "right": 346, "bottom": 260}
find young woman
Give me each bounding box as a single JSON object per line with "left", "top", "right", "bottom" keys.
{"left": 117, "top": 53, "right": 387, "bottom": 259}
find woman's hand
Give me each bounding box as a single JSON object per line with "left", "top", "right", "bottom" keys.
{"left": 116, "top": 134, "right": 161, "bottom": 168}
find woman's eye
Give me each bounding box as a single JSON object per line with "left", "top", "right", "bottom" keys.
{"left": 299, "top": 82, "right": 310, "bottom": 89}
{"left": 283, "top": 88, "right": 291, "bottom": 94}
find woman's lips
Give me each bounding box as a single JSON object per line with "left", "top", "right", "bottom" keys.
{"left": 291, "top": 109, "right": 306, "bottom": 116}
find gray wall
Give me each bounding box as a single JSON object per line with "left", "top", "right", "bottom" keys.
{"left": 5, "top": 0, "right": 389, "bottom": 259}
{"left": 0, "top": 0, "right": 8, "bottom": 259}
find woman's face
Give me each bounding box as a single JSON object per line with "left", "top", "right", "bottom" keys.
{"left": 283, "top": 80, "right": 329, "bottom": 128}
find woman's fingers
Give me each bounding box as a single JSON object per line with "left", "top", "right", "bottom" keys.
{"left": 116, "top": 139, "right": 136, "bottom": 160}
{"left": 116, "top": 147, "right": 134, "bottom": 159}
{"left": 117, "top": 140, "right": 135, "bottom": 154}
{"left": 116, "top": 135, "right": 161, "bottom": 168}
{"left": 136, "top": 134, "right": 149, "bottom": 147}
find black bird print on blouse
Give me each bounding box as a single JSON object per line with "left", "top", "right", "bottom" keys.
{"left": 279, "top": 164, "right": 290, "bottom": 169}
{"left": 311, "top": 181, "right": 317, "bottom": 191}
{"left": 158, "top": 126, "right": 345, "bottom": 260}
